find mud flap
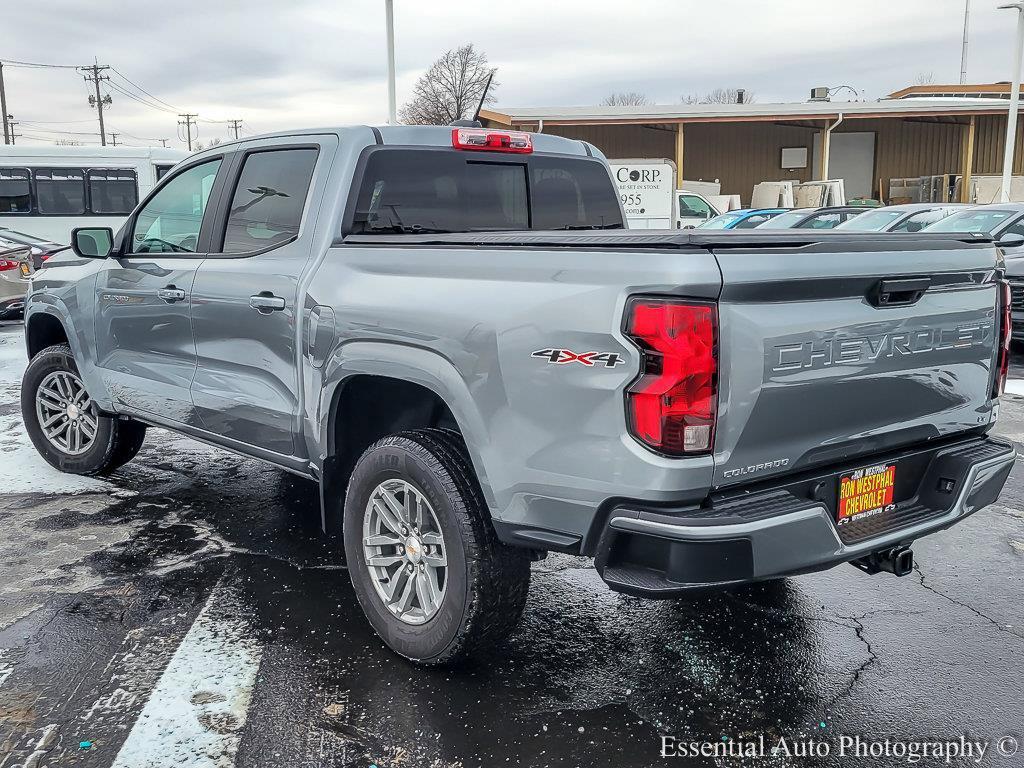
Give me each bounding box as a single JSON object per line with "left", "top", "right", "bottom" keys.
{"left": 319, "top": 455, "right": 344, "bottom": 535}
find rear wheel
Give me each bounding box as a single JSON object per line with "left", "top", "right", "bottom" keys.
{"left": 21, "top": 344, "right": 146, "bottom": 475}
{"left": 343, "top": 429, "right": 531, "bottom": 665}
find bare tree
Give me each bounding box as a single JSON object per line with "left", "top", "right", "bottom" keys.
{"left": 54, "top": 139, "right": 83, "bottom": 146}
{"left": 682, "top": 87, "right": 756, "bottom": 105}
{"left": 400, "top": 44, "right": 497, "bottom": 125}
{"left": 600, "top": 91, "right": 651, "bottom": 106}
{"left": 192, "top": 138, "right": 222, "bottom": 153}
{"left": 915, "top": 71, "right": 936, "bottom": 85}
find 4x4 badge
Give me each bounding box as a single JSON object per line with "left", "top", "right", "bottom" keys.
{"left": 532, "top": 349, "right": 626, "bottom": 368}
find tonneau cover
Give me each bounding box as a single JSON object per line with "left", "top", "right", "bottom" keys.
{"left": 339, "top": 229, "right": 994, "bottom": 250}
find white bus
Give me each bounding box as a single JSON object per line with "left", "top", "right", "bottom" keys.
{"left": 0, "top": 145, "right": 188, "bottom": 245}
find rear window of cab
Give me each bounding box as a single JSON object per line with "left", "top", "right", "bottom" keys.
{"left": 349, "top": 149, "right": 624, "bottom": 234}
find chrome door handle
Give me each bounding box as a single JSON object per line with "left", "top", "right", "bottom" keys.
{"left": 250, "top": 293, "right": 286, "bottom": 313}
{"left": 157, "top": 287, "right": 186, "bottom": 303}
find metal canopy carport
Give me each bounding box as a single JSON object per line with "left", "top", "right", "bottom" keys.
{"left": 481, "top": 97, "right": 1020, "bottom": 205}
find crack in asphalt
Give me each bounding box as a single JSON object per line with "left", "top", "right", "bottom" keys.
{"left": 913, "top": 564, "right": 1024, "bottom": 642}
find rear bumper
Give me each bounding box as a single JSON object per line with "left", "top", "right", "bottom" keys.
{"left": 594, "top": 436, "right": 1015, "bottom": 597}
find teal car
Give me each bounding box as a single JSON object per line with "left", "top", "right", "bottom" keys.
{"left": 698, "top": 208, "right": 788, "bottom": 229}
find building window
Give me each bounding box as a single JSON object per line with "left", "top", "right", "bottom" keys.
{"left": 88, "top": 169, "right": 139, "bottom": 214}
{"left": 0, "top": 168, "right": 32, "bottom": 213}
{"left": 34, "top": 168, "right": 86, "bottom": 215}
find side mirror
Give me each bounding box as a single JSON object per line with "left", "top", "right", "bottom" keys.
{"left": 997, "top": 233, "right": 1024, "bottom": 250}
{"left": 71, "top": 227, "right": 114, "bottom": 259}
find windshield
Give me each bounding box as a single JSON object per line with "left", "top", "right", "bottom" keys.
{"left": 890, "top": 209, "right": 955, "bottom": 233}
{"left": 925, "top": 209, "right": 1016, "bottom": 234}
{"left": 835, "top": 209, "right": 904, "bottom": 232}
{"left": 699, "top": 213, "right": 744, "bottom": 229}
{"left": 351, "top": 149, "right": 624, "bottom": 234}
{"left": 756, "top": 211, "right": 808, "bottom": 229}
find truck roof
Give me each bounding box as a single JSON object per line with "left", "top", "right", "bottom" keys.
{"left": 187, "top": 125, "right": 598, "bottom": 159}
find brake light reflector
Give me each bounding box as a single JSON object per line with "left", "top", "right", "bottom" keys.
{"left": 0, "top": 259, "right": 19, "bottom": 272}
{"left": 452, "top": 128, "right": 533, "bottom": 153}
{"left": 995, "top": 279, "right": 1011, "bottom": 397}
{"left": 624, "top": 298, "right": 717, "bottom": 455}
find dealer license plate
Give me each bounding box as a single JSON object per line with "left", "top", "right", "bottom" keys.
{"left": 19, "top": 262, "right": 31, "bottom": 278}
{"left": 837, "top": 463, "right": 897, "bottom": 526}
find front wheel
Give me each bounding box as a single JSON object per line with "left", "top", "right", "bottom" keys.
{"left": 343, "top": 429, "right": 531, "bottom": 665}
{"left": 20, "top": 344, "right": 146, "bottom": 475}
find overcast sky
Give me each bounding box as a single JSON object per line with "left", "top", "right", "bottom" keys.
{"left": 3, "top": 0, "right": 1020, "bottom": 148}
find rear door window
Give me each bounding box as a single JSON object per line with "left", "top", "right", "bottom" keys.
{"left": 35, "top": 168, "right": 86, "bottom": 215}
{"left": 221, "top": 148, "right": 319, "bottom": 253}
{"left": 0, "top": 168, "right": 31, "bottom": 213}
{"left": 351, "top": 149, "right": 622, "bottom": 234}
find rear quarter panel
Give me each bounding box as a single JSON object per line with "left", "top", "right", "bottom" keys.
{"left": 311, "top": 244, "right": 721, "bottom": 538}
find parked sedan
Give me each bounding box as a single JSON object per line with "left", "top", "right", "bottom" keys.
{"left": 834, "top": 203, "right": 971, "bottom": 233}
{"left": 0, "top": 227, "right": 69, "bottom": 269}
{"left": 0, "top": 244, "right": 33, "bottom": 320}
{"left": 755, "top": 206, "right": 866, "bottom": 230}
{"left": 698, "top": 208, "right": 788, "bottom": 229}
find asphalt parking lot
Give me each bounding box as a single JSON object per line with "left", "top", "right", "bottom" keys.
{"left": 1, "top": 320, "right": 1022, "bottom": 768}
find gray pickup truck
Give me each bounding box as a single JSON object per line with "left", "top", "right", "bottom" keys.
{"left": 20, "top": 125, "right": 1017, "bottom": 664}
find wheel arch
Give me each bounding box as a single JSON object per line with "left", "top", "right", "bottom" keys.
{"left": 318, "top": 342, "right": 494, "bottom": 533}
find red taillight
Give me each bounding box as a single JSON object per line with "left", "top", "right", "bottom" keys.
{"left": 995, "top": 279, "right": 1011, "bottom": 397}
{"left": 0, "top": 259, "right": 19, "bottom": 271}
{"left": 451, "top": 128, "right": 533, "bottom": 153}
{"left": 624, "top": 298, "right": 718, "bottom": 456}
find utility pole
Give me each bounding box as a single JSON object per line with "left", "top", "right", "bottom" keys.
{"left": 385, "top": 0, "right": 397, "bottom": 124}
{"left": 110, "top": 133, "right": 119, "bottom": 146}
{"left": 158, "top": 138, "right": 168, "bottom": 147}
{"left": 960, "top": 0, "right": 971, "bottom": 84}
{"left": 80, "top": 61, "right": 112, "bottom": 147}
{"left": 0, "top": 61, "right": 10, "bottom": 145}
{"left": 8, "top": 120, "right": 18, "bottom": 145}
{"left": 178, "top": 113, "right": 198, "bottom": 151}
{"left": 999, "top": 2, "right": 1024, "bottom": 203}
{"left": 228, "top": 119, "right": 242, "bottom": 140}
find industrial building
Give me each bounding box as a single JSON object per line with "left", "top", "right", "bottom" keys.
{"left": 481, "top": 84, "right": 1024, "bottom": 205}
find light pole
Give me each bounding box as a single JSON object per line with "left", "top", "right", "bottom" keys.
{"left": 961, "top": 0, "right": 971, "bottom": 84}
{"left": 385, "top": 0, "right": 397, "bottom": 125}
{"left": 999, "top": 2, "right": 1024, "bottom": 203}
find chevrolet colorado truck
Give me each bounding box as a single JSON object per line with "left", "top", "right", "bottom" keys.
{"left": 20, "top": 125, "right": 1017, "bottom": 665}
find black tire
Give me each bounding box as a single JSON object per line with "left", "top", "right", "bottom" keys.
{"left": 343, "top": 428, "right": 531, "bottom": 665}
{"left": 20, "top": 343, "right": 147, "bottom": 475}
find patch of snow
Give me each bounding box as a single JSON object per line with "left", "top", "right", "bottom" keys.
{"left": 0, "top": 328, "right": 112, "bottom": 494}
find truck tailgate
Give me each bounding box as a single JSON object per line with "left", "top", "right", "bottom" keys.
{"left": 712, "top": 236, "right": 1001, "bottom": 489}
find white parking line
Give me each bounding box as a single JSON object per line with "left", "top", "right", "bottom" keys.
{"left": 109, "top": 578, "right": 263, "bottom": 768}
{"left": 1004, "top": 378, "right": 1024, "bottom": 397}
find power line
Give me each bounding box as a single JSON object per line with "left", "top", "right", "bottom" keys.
{"left": 105, "top": 80, "right": 178, "bottom": 115}
{"left": 109, "top": 67, "right": 180, "bottom": 112}
{"left": 0, "top": 58, "right": 79, "bottom": 69}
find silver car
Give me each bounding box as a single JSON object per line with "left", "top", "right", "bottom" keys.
{"left": 0, "top": 243, "right": 33, "bottom": 320}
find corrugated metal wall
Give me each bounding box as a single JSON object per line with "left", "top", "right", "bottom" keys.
{"left": 973, "top": 115, "right": 1024, "bottom": 175}
{"left": 544, "top": 115, "right": 1023, "bottom": 205}
{"left": 544, "top": 124, "right": 676, "bottom": 160}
